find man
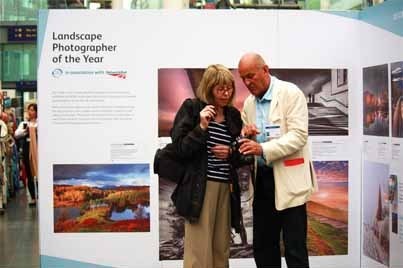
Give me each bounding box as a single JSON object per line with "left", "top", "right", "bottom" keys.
{"left": 237, "top": 52, "right": 317, "bottom": 268}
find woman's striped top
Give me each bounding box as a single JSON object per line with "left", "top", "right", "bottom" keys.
{"left": 207, "top": 121, "right": 232, "bottom": 182}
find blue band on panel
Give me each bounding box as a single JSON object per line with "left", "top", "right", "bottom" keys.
{"left": 321, "top": 0, "right": 403, "bottom": 37}
{"left": 323, "top": 10, "right": 360, "bottom": 20}
{"left": 41, "top": 255, "right": 113, "bottom": 268}
{"left": 37, "top": 10, "right": 49, "bottom": 66}
{"left": 360, "top": 0, "right": 403, "bottom": 37}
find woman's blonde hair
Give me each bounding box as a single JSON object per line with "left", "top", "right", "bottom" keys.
{"left": 196, "top": 64, "right": 235, "bottom": 106}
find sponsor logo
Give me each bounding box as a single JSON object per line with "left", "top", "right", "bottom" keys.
{"left": 106, "top": 71, "right": 127, "bottom": 79}
{"left": 52, "top": 68, "right": 63, "bottom": 78}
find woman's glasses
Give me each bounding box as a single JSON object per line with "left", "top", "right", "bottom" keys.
{"left": 214, "top": 85, "right": 233, "bottom": 95}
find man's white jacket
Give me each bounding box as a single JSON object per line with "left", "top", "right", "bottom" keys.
{"left": 242, "top": 78, "right": 318, "bottom": 211}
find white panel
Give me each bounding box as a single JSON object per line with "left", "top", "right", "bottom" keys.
{"left": 37, "top": 9, "right": 403, "bottom": 268}
{"left": 38, "top": 10, "right": 279, "bottom": 268}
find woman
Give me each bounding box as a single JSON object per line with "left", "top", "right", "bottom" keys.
{"left": 15, "top": 103, "right": 38, "bottom": 206}
{"left": 392, "top": 96, "right": 403, "bottom": 137}
{"left": 170, "top": 64, "right": 248, "bottom": 268}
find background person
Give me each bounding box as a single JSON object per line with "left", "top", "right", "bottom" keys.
{"left": 15, "top": 103, "right": 38, "bottom": 207}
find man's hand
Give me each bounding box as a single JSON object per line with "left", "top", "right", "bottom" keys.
{"left": 241, "top": 124, "right": 260, "bottom": 137}
{"left": 239, "top": 138, "right": 263, "bottom": 156}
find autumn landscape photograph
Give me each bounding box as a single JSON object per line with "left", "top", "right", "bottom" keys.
{"left": 53, "top": 164, "right": 150, "bottom": 233}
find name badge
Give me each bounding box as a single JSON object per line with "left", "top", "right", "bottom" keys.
{"left": 265, "top": 124, "right": 281, "bottom": 139}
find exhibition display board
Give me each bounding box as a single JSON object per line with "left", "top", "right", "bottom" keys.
{"left": 37, "top": 1, "right": 403, "bottom": 267}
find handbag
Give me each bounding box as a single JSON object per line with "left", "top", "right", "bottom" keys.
{"left": 153, "top": 98, "right": 202, "bottom": 183}
{"left": 154, "top": 143, "right": 195, "bottom": 219}
{"left": 153, "top": 143, "right": 185, "bottom": 183}
{"left": 154, "top": 98, "right": 205, "bottom": 220}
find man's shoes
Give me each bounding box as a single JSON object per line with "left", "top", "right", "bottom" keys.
{"left": 28, "top": 201, "right": 36, "bottom": 207}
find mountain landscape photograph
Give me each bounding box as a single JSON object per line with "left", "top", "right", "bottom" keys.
{"left": 53, "top": 164, "right": 150, "bottom": 233}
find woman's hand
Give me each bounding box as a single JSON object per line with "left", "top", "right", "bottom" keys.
{"left": 199, "top": 105, "right": 216, "bottom": 130}
{"left": 211, "top": 144, "right": 231, "bottom": 159}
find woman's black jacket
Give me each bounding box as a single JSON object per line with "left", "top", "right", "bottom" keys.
{"left": 169, "top": 98, "right": 248, "bottom": 233}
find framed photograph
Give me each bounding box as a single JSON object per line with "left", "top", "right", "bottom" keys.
{"left": 337, "top": 69, "right": 347, "bottom": 87}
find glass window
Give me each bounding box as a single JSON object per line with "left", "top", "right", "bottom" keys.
{"left": 46, "top": 0, "right": 67, "bottom": 9}
{"left": 23, "top": 91, "right": 37, "bottom": 107}
{"left": 0, "top": 0, "right": 369, "bottom": 12}
{"left": 0, "top": 0, "right": 48, "bottom": 21}
{"left": 316, "top": 0, "right": 363, "bottom": 10}
{"left": 366, "top": 0, "right": 386, "bottom": 7}
{"left": 11, "top": 90, "right": 36, "bottom": 123}
{"left": 129, "top": 0, "right": 162, "bottom": 9}
{"left": 1, "top": 44, "right": 37, "bottom": 82}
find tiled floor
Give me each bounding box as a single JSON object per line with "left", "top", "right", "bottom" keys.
{"left": 0, "top": 190, "right": 39, "bottom": 268}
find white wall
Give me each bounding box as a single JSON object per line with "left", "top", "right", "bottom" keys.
{"left": 37, "top": 9, "right": 403, "bottom": 268}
